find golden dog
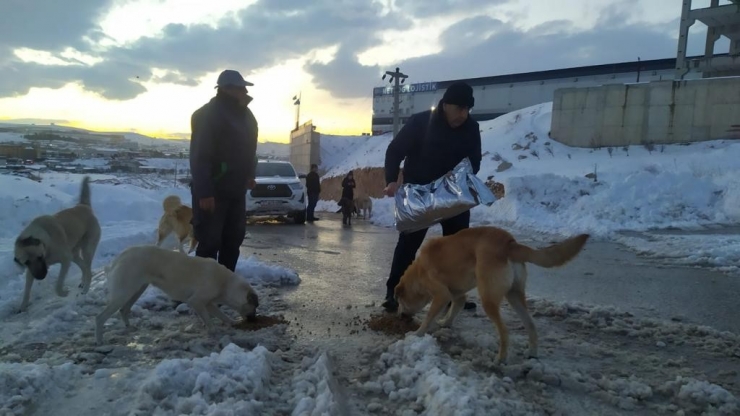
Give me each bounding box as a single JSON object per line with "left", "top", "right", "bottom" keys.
{"left": 156, "top": 195, "right": 197, "bottom": 253}
{"left": 394, "top": 226, "right": 589, "bottom": 363}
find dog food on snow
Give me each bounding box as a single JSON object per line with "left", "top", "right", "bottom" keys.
{"left": 365, "top": 313, "right": 419, "bottom": 336}
{"left": 233, "top": 315, "right": 288, "bottom": 331}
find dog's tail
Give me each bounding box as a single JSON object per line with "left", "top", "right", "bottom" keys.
{"left": 508, "top": 234, "right": 589, "bottom": 268}
{"left": 162, "top": 195, "right": 182, "bottom": 214}
{"left": 79, "top": 176, "right": 92, "bottom": 206}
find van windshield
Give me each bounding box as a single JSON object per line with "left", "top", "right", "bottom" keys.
{"left": 255, "top": 163, "right": 296, "bottom": 177}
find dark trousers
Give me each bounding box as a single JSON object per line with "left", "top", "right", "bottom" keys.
{"left": 191, "top": 194, "right": 246, "bottom": 272}
{"left": 306, "top": 192, "right": 319, "bottom": 220}
{"left": 385, "top": 210, "right": 470, "bottom": 299}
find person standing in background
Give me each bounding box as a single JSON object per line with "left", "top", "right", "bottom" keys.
{"left": 305, "top": 163, "right": 321, "bottom": 222}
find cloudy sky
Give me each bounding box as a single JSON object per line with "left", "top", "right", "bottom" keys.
{"left": 0, "top": 0, "right": 722, "bottom": 142}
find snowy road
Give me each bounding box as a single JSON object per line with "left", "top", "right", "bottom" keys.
{"left": 1, "top": 214, "right": 738, "bottom": 415}
{"left": 244, "top": 214, "right": 740, "bottom": 415}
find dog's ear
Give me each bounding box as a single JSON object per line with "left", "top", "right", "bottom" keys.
{"left": 18, "top": 236, "right": 41, "bottom": 247}
{"left": 247, "top": 291, "right": 259, "bottom": 308}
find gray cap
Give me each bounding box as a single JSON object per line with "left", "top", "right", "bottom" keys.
{"left": 215, "top": 69, "right": 254, "bottom": 88}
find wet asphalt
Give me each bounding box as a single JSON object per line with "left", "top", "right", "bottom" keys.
{"left": 241, "top": 214, "right": 740, "bottom": 339}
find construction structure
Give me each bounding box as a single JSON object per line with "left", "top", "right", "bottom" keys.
{"left": 550, "top": 0, "right": 740, "bottom": 148}
{"left": 676, "top": 0, "right": 740, "bottom": 79}
{"left": 288, "top": 120, "right": 320, "bottom": 176}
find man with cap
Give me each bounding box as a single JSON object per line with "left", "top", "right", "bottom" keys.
{"left": 189, "top": 69, "right": 258, "bottom": 272}
{"left": 381, "top": 81, "right": 482, "bottom": 312}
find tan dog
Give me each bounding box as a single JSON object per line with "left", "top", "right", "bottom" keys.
{"left": 394, "top": 226, "right": 589, "bottom": 363}
{"left": 13, "top": 176, "right": 101, "bottom": 312}
{"left": 353, "top": 195, "right": 372, "bottom": 219}
{"left": 156, "top": 195, "right": 197, "bottom": 253}
{"left": 95, "top": 245, "right": 259, "bottom": 345}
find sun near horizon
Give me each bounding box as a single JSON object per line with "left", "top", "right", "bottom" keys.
{"left": 0, "top": 59, "right": 373, "bottom": 144}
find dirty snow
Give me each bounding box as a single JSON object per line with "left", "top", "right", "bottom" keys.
{"left": 347, "top": 297, "right": 740, "bottom": 415}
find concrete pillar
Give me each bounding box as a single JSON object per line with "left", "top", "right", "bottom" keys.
{"left": 675, "top": 0, "right": 695, "bottom": 80}
{"left": 704, "top": 0, "right": 720, "bottom": 59}
{"left": 732, "top": 39, "right": 740, "bottom": 56}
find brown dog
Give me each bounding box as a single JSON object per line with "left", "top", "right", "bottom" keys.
{"left": 339, "top": 197, "right": 354, "bottom": 226}
{"left": 394, "top": 226, "right": 589, "bottom": 363}
{"left": 156, "top": 195, "right": 197, "bottom": 253}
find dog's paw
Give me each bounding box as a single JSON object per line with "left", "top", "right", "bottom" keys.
{"left": 56, "top": 287, "right": 69, "bottom": 297}
{"left": 437, "top": 319, "right": 453, "bottom": 328}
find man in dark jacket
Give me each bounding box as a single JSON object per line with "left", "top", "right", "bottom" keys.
{"left": 189, "top": 69, "right": 258, "bottom": 272}
{"left": 305, "top": 163, "right": 321, "bottom": 222}
{"left": 382, "top": 81, "right": 482, "bottom": 312}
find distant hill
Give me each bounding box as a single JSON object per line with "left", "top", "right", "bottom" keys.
{"left": 0, "top": 122, "right": 291, "bottom": 160}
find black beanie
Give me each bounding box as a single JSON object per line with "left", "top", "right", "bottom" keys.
{"left": 442, "top": 82, "right": 475, "bottom": 109}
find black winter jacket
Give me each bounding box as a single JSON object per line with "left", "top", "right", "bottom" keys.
{"left": 306, "top": 171, "right": 321, "bottom": 195}
{"left": 189, "top": 93, "right": 258, "bottom": 199}
{"left": 384, "top": 105, "right": 481, "bottom": 185}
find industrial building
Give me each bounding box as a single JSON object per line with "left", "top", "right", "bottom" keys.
{"left": 371, "top": 57, "right": 707, "bottom": 135}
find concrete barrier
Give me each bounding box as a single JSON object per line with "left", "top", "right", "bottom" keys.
{"left": 551, "top": 78, "right": 740, "bottom": 147}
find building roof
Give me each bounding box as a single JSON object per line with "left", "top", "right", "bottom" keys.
{"left": 373, "top": 54, "right": 727, "bottom": 96}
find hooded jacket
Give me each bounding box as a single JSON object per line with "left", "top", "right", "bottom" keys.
{"left": 384, "top": 100, "right": 481, "bottom": 185}
{"left": 189, "top": 92, "right": 258, "bottom": 199}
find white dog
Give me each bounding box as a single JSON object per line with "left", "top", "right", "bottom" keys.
{"left": 13, "top": 176, "right": 101, "bottom": 312}
{"left": 95, "top": 245, "right": 259, "bottom": 345}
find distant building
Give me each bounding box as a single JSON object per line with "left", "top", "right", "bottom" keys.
{"left": 371, "top": 56, "right": 709, "bottom": 135}
{"left": 0, "top": 143, "right": 40, "bottom": 160}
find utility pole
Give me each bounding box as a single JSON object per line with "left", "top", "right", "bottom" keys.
{"left": 636, "top": 56, "right": 641, "bottom": 83}
{"left": 382, "top": 67, "right": 408, "bottom": 138}
{"left": 292, "top": 92, "right": 302, "bottom": 131}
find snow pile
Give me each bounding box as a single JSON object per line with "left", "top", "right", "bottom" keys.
{"left": 235, "top": 256, "right": 302, "bottom": 287}
{"left": 290, "top": 353, "right": 340, "bottom": 416}
{"left": 362, "top": 335, "right": 537, "bottom": 415}
{"left": 319, "top": 134, "right": 374, "bottom": 172}
{"left": 472, "top": 170, "right": 727, "bottom": 236}
{"left": 321, "top": 134, "right": 390, "bottom": 178}
{"left": 0, "top": 361, "right": 79, "bottom": 415}
{"left": 0, "top": 173, "right": 190, "bottom": 239}
{"left": 132, "top": 343, "right": 275, "bottom": 415}
{"left": 664, "top": 377, "right": 739, "bottom": 415}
